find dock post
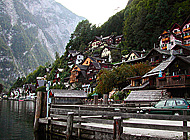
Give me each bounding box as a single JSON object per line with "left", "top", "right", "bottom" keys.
{"left": 94, "top": 94, "right": 98, "bottom": 105}
{"left": 66, "top": 112, "right": 74, "bottom": 140}
{"left": 103, "top": 94, "right": 108, "bottom": 105}
{"left": 34, "top": 91, "right": 42, "bottom": 132}
{"left": 183, "top": 110, "right": 188, "bottom": 140}
{"left": 113, "top": 116, "right": 123, "bottom": 140}
{"left": 78, "top": 107, "right": 81, "bottom": 139}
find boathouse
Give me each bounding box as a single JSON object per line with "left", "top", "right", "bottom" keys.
{"left": 51, "top": 89, "right": 87, "bottom": 104}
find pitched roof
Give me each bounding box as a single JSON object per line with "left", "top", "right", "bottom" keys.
{"left": 88, "top": 56, "right": 97, "bottom": 62}
{"left": 68, "top": 50, "right": 80, "bottom": 57}
{"left": 177, "top": 55, "right": 190, "bottom": 64}
{"left": 77, "top": 64, "right": 88, "bottom": 71}
{"left": 91, "top": 62, "right": 101, "bottom": 69}
{"left": 142, "top": 56, "right": 176, "bottom": 78}
{"left": 170, "top": 23, "right": 181, "bottom": 32}
{"left": 124, "top": 90, "right": 166, "bottom": 102}
{"left": 145, "top": 48, "right": 179, "bottom": 58}
{"left": 51, "top": 89, "right": 87, "bottom": 98}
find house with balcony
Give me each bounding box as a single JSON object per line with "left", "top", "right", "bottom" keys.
{"left": 181, "top": 15, "right": 190, "bottom": 47}
{"left": 155, "top": 55, "right": 190, "bottom": 98}
{"left": 159, "top": 22, "right": 183, "bottom": 51}
{"left": 140, "top": 54, "right": 190, "bottom": 98}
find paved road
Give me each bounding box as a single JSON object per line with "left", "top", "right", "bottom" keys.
{"left": 82, "top": 118, "right": 190, "bottom": 139}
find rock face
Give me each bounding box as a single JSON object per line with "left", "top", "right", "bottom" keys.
{"left": 0, "top": 0, "right": 85, "bottom": 89}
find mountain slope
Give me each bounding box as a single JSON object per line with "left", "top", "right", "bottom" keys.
{"left": 0, "top": 0, "right": 85, "bottom": 90}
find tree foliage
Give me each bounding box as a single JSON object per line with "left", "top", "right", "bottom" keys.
{"left": 95, "top": 62, "right": 152, "bottom": 94}
{"left": 123, "top": 0, "right": 190, "bottom": 51}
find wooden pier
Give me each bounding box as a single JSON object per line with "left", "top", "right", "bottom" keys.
{"left": 34, "top": 91, "right": 190, "bottom": 140}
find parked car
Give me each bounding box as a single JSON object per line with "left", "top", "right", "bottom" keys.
{"left": 139, "top": 98, "right": 190, "bottom": 115}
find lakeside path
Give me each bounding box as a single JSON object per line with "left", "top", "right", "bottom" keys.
{"left": 81, "top": 118, "right": 190, "bottom": 139}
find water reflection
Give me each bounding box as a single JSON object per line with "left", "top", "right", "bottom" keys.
{"left": 0, "top": 100, "right": 79, "bottom": 140}
{"left": 0, "top": 100, "right": 35, "bottom": 140}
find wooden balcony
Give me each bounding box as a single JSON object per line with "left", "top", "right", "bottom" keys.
{"left": 184, "top": 43, "right": 190, "bottom": 47}
{"left": 184, "top": 35, "right": 190, "bottom": 39}
{"left": 183, "top": 27, "right": 190, "bottom": 32}
{"left": 156, "top": 75, "right": 190, "bottom": 89}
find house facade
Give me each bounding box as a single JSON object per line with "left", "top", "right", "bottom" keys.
{"left": 181, "top": 16, "right": 190, "bottom": 47}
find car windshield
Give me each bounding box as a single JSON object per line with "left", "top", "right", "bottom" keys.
{"left": 155, "top": 100, "right": 165, "bottom": 108}
{"left": 176, "top": 99, "right": 186, "bottom": 105}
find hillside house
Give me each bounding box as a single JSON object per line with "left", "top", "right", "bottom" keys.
{"left": 181, "top": 15, "right": 190, "bottom": 47}
{"left": 155, "top": 55, "right": 190, "bottom": 98}
{"left": 145, "top": 48, "right": 179, "bottom": 67}
{"left": 67, "top": 50, "right": 84, "bottom": 68}
{"left": 70, "top": 64, "right": 88, "bottom": 84}
{"left": 122, "top": 50, "right": 146, "bottom": 62}
{"left": 159, "top": 23, "right": 182, "bottom": 50}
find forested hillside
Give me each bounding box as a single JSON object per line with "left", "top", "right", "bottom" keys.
{"left": 10, "top": 0, "right": 190, "bottom": 93}
{"left": 65, "top": 0, "right": 190, "bottom": 55}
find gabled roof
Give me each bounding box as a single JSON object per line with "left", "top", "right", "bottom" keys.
{"left": 145, "top": 48, "right": 179, "bottom": 58}
{"left": 95, "top": 36, "right": 102, "bottom": 41}
{"left": 181, "top": 15, "right": 190, "bottom": 29}
{"left": 172, "top": 44, "right": 190, "bottom": 52}
{"left": 77, "top": 64, "right": 88, "bottom": 71}
{"left": 51, "top": 89, "right": 87, "bottom": 98}
{"left": 170, "top": 23, "right": 181, "bottom": 32}
{"left": 124, "top": 89, "right": 166, "bottom": 102}
{"left": 115, "top": 35, "right": 123, "bottom": 39}
{"left": 126, "top": 50, "right": 144, "bottom": 60}
{"left": 142, "top": 56, "right": 176, "bottom": 78}
{"left": 91, "top": 62, "right": 101, "bottom": 70}
{"left": 88, "top": 56, "right": 97, "bottom": 62}
{"left": 68, "top": 50, "right": 80, "bottom": 57}
{"left": 81, "top": 70, "right": 87, "bottom": 78}
{"left": 177, "top": 55, "right": 190, "bottom": 64}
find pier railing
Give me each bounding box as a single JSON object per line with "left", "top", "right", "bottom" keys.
{"left": 38, "top": 104, "right": 190, "bottom": 140}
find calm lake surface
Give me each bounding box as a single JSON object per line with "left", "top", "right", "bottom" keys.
{"left": 0, "top": 100, "right": 67, "bottom": 140}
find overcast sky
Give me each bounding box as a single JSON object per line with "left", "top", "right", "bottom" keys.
{"left": 55, "top": 0, "right": 129, "bottom": 26}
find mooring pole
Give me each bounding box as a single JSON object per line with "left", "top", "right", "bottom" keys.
{"left": 66, "top": 112, "right": 74, "bottom": 140}
{"left": 183, "top": 110, "right": 188, "bottom": 140}
{"left": 34, "top": 91, "right": 42, "bottom": 132}
{"left": 46, "top": 81, "right": 50, "bottom": 118}
{"left": 113, "top": 116, "right": 123, "bottom": 140}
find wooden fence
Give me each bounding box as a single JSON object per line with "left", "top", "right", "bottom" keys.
{"left": 38, "top": 104, "right": 190, "bottom": 140}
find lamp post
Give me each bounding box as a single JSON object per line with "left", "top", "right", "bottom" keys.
{"left": 46, "top": 81, "right": 51, "bottom": 118}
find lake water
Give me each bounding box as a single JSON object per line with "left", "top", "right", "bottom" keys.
{"left": 0, "top": 100, "right": 67, "bottom": 140}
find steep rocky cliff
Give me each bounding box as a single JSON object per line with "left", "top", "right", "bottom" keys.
{"left": 0, "top": 0, "right": 85, "bottom": 90}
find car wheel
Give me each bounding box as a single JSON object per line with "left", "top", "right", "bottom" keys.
{"left": 173, "top": 111, "right": 180, "bottom": 116}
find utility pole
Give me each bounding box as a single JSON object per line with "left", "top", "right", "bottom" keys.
{"left": 46, "top": 81, "right": 51, "bottom": 118}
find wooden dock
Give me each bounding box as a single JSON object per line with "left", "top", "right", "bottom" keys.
{"left": 34, "top": 91, "right": 190, "bottom": 140}
{"left": 38, "top": 104, "right": 190, "bottom": 140}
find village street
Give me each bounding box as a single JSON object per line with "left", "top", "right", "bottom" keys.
{"left": 82, "top": 118, "right": 190, "bottom": 139}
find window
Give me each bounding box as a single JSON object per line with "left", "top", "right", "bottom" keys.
{"left": 176, "top": 100, "right": 186, "bottom": 106}
{"left": 166, "top": 100, "right": 176, "bottom": 106}
{"left": 155, "top": 100, "right": 165, "bottom": 107}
